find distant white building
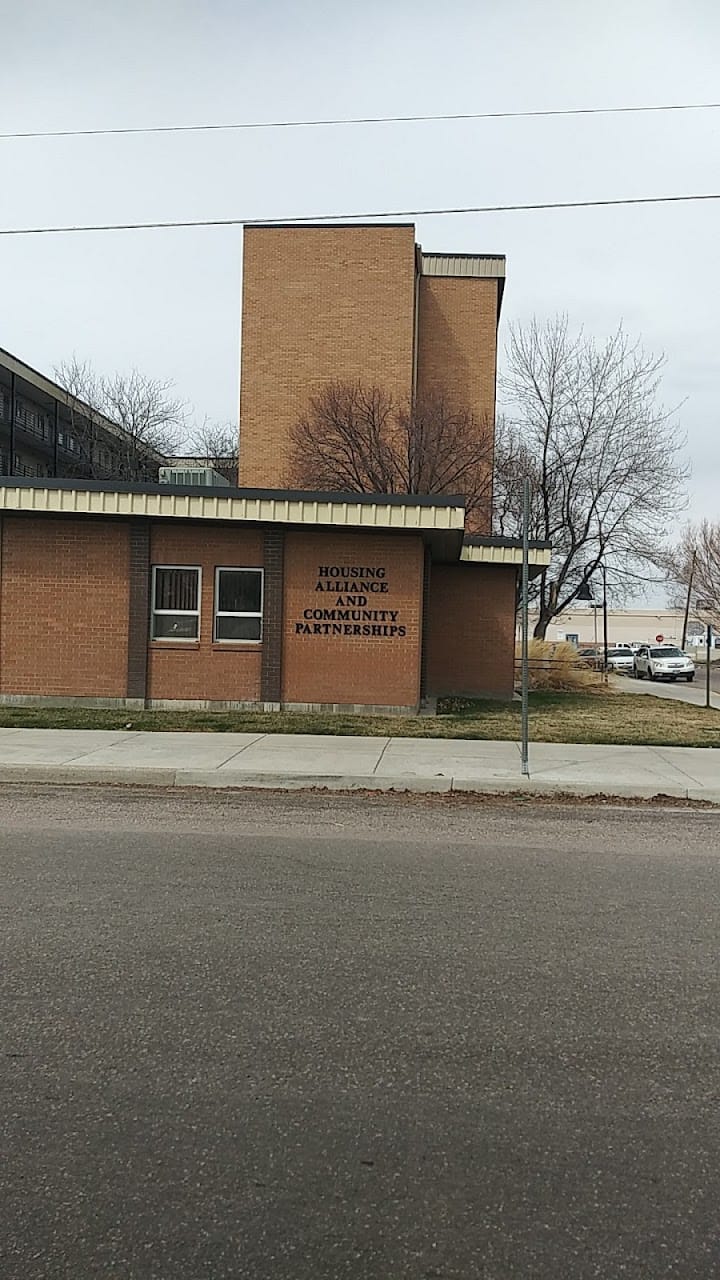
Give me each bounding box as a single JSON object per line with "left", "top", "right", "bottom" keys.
{"left": 525, "top": 607, "right": 718, "bottom": 650}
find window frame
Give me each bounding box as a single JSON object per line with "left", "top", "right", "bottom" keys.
{"left": 213, "top": 565, "right": 264, "bottom": 644}
{"left": 151, "top": 564, "right": 202, "bottom": 642}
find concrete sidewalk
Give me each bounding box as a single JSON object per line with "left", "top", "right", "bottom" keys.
{"left": 0, "top": 728, "right": 718, "bottom": 801}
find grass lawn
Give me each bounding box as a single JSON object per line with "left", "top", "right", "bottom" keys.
{"left": 0, "top": 689, "right": 719, "bottom": 747}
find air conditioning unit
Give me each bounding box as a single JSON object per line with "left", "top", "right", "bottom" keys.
{"left": 158, "top": 466, "right": 231, "bottom": 488}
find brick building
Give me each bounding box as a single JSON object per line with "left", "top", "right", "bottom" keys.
{"left": 0, "top": 223, "right": 549, "bottom": 712}
{"left": 0, "top": 480, "right": 549, "bottom": 710}
{"left": 239, "top": 223, "right": 504, "bottom": 531}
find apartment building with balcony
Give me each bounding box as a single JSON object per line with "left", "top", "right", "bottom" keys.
{"left": 0, "top": 347, "right": 163, "bottom": 481}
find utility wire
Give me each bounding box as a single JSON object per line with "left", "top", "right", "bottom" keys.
{"left": 2, "top": 100, "right": 720, "bottom": 141}
{"left": 0, "top": 192, "right": 718, "bottom": 236}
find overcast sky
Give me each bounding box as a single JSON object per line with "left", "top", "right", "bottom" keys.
{"left": 2, "top": 0, "right": 719, "bottom": 530}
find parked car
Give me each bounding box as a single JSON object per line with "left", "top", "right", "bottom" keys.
{"left": 578, "top": 647, "right": 603, "bottom": 668}
{"left": 606, "top": 647, "right": 635, "bottom": 673}
{"left": 633, "top": 645, "right": 695, "bottom": 682}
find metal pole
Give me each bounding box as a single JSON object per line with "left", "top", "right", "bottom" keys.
{"left": 681, "top": 550, "right": 696, "bottom": 651}
{"left": 706, "top": 623, "right": 712, "bottom": 709}
{"left": 521, "top": 478, "right": 530, "bottom": 777}
{"left": 602, "top": 561, "right": 608, "bottom": 680}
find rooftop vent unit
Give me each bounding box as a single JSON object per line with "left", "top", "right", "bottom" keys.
{"left": 158, "top": 466, "right": 231, "bottom": 488}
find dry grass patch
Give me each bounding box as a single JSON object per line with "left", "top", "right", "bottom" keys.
{"left": 520, "top": 640, "right": 605, "bottom": 693}
{"left": 0, "top": 689, "right": 719, "bottom": 747}
{"left": 435, "top": 691, "right": 720, "bottom": 747}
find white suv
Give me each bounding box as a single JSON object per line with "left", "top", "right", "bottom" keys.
{"left": 634, "top": 645, "right": 695, "bottom": 683}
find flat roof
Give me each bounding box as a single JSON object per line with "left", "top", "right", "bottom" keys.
{"left": 244, "top": 222, "right": 416, "bottom": 231}
{"left": 0, "top": 480, "right": 552, "bottom": 568}
{"left": 0, "top": 477, "right": 467, "bottom": 560}
{"left": 0, "top": 475, "right": 465, "bottom": 509}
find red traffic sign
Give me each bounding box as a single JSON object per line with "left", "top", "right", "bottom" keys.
{"left": 655, "top": 633, "right": 664, "bottom": 642}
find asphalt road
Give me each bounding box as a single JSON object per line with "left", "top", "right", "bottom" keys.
{"left": 614, "top": 665, "right": 720, "bottom": 707}
{"left": 2, "top": 786, "right": 719, "bottom": 1280}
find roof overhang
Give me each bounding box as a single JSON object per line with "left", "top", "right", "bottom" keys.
{"left": 0, "top": 479, "right": 466, "bottom": 561}
{"left": 461, "top": 536, "right": 551, "bottom": 579}
{"left": 419, "top": 251, "right": 506, "bottom": 320}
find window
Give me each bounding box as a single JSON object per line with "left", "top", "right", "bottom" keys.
{"left": 214, "top": 567, "right": 263, "bottom": 641}
{"left": 151, "top": 566, "right": 201, "bottom": 640}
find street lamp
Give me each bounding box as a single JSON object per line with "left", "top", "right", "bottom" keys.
{"left": 577, "top": 562, "right": 608, "bottom": 673}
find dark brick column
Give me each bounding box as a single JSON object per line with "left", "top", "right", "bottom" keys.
{"left": 261, "top": 529, "right": 285, "bottom": 705}
{"left": 127, "top": 520, "right": 150, "bottom": 702}
{"left": 419, "top": 545, "right": 432, "bottom": 701}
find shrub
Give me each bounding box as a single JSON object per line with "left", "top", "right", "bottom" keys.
{"left": 517, "top": 640, "right": 606, "bottom": 693}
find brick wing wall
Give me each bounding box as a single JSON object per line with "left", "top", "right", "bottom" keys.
{"left": 282, "top": 530, "right": 424, "bottom": 709}
{"left": 426, "top": 563, "right": 517, "bottom": 699}
{"left": 0, "top": 516, "right": 130, "bottom": 697}
{"left": 239, "top": 225, "right": 417, "bottom": 489}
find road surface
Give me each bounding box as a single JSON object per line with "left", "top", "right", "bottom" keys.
{"left": 613, "top": 665, "right": 720, "bottom": 708}
{"left": 2, "top": 786, "right": 719, "bottom": 1279}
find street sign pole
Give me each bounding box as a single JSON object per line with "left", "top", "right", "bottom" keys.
{"left": 521, "top": 479, "right": 530, "bottom": 777}
{"left": 707, "top": 623, "right": 712, "bottom": 709}
{"left": 681, "top": 550, "right": 697, "bottom": 651}
{"left": 602, "top": 561, "right": 608, "bottom": 682}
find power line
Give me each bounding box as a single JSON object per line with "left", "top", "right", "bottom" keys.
{"left": 0, "top": 192, "right": 718, "bottom": 236}
{"left": 2, "top": 100, "right": 720, "bottom": 142}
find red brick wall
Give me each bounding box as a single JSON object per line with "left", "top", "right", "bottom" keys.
{"left": 2, "top": 515, "right": 513, "bottom": 709}
{"left": 0, "top": 516, "right": 129, "bottom": 697}
{"left": 426, "top": 563, "right": 517, "bottom": 698}
{"left": 239, "top": 225, "right": 417, "bottom": 489}
{"left": 282, "top": 530, "right": 424, "bottom": 707}
{"left": 147, "top": 523, "right": 263, "bottom": 703}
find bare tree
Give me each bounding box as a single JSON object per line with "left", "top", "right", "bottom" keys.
{"left": 53, "top": 357, "right": 108, "bottom": 479}
{"left": 54, "top": 358, "right": 186, "bottom": 480}
{"left": 667, "top": 521, "right": 720, "bottom": 627}
{"left": 184, "top": 420, "right": 239, "bottom": 485}
{"left": 494, "top": 317, "right": 689, "bottom": 637}
{"left": 287, "top": 381, "right": 494, "bottom": 524}
{"left": 99, "top": 369, "right": 185, "bottom": 477}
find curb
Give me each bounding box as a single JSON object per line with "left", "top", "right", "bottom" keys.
{"left": 174, "top": 771, "right": 453, "bottom": 792}
{"left": 0, "top": 764, "right": 719, "bottom": 803}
